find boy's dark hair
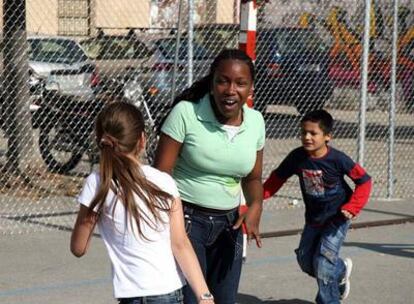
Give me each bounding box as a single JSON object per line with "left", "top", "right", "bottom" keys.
{"left": 301, "top": 109, "right": 334, "bottom": 135}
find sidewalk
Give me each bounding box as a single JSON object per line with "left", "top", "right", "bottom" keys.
{"left": 1, "top": 197, "right": 413, "bottom": 303}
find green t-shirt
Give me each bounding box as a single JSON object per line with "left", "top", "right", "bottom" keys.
{"left": 161, "top": 94, "right": 265, "bottom": 210}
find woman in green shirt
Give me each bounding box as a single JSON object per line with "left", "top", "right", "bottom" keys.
{"left": 155, "top": 49, "right": 265, "bottom": 304}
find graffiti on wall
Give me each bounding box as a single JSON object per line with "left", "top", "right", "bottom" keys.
{"left": 259, "top": 0, "right": 414, "bottom": 108}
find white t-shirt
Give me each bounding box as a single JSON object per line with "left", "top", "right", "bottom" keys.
{"left": 222, "top": 124, "right": 241, "bottom": 142}
{"left": 77, "top": 165, "right": 185, "bottom": 298}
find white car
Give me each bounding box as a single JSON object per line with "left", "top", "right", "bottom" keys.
{"left": 27, "top": 36, "right": 99, "bottom": 111}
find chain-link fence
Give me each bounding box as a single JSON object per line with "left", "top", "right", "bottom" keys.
{"left": 258, "top": 0, "right": 414, "bottom": 208}
{"left": 0, "top": 0, "right": 413, "bottom": 234}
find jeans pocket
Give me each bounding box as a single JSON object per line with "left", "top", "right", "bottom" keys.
{"left": 316, "top": 240, "right": 340, "bottom": 283}
{"left": 320, "top": 239, "right": 339, "bottom": 265}
{"left": 226, "top": 227, "right": 243, "bottom": 260}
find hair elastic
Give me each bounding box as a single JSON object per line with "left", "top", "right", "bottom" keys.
{"left": 99, "top": 134, "right": 118, "bottom": 149}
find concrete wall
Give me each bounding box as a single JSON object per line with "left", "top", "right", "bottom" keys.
{"left": 14, "top": 0, "right": 414, "bottom": 37}
{"left": 95, "top": 0, "right": 151, "bottom": 33}
{"left": 216, "top": 0, "right": 237, "bottom": 23}
{"left": 0, "top": 0, "right": 236, "bottom": 37}
{"left": 0, "top": 0, "right": 59, "bottom": 36}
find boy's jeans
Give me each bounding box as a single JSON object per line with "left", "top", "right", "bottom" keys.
{"left": 118, "top": 288, "right": 183, "bottom": 304}
{"left": 295, "top": 219, "right": 351, "bottom": 304}
{"left": 182, "top": 204, "right": 243, "bottom": 304}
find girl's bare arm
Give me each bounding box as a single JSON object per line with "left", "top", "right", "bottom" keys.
{"left": 154, "top": 134, "right": 182, "bottom": 174}
{"left": 70, "top": 205, "right": 98, "bottom": 257}
{"left": 170, "top": 197, "right": 214, "bottom": 304}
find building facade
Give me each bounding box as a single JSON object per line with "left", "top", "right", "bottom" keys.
{"left": 0, "top": 0, "right": 236, "bottom": 37}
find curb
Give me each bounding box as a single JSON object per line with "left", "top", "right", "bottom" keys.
{"left": 261, "top": 216, "right": 414, "bottom": 238}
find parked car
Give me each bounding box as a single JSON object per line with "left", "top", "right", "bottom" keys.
{"left": 79, "top": 29, "right": 221, "bottom": 114}
{"left": 254, "top": 27, "right": 334, "bottom": 115}
{"left": 0, "top": 36, "right": 98, "bottom": 114}
{"left": 121, "top": 36, "right": 216, "bottom": 114}
{"left": 79, "top": 31, "right": 154, "bottom": 89}
{"left": 191, "top": 23, "right": 239, "bottom": 56}
{"left": 27, "top": 36, "right": 99, "bottom": 112}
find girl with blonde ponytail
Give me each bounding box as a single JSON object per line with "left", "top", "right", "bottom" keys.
{"left": 71, "top": 101, "right": 214, "bottom": 304}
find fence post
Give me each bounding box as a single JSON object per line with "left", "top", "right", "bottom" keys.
{"left": 171, "top": 0, "right": 185, "bottom": 104}
{"left": 239, "top": 0, "right": 257, "bottom": 107}
{"left": 239, "top": 0, "right": 257, "bottom": 259}
{"left": 388, "top": 0, "right": 399, "bottom": 198}
{"left": 358, "top": 0, "right": 372, "bottom": 166}
{"left": 187, "top": 0, "right": 194, "bottom": 86}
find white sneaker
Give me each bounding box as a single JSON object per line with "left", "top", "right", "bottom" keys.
{"left": 339, "top": 258, "right": 353, "bottom": 300}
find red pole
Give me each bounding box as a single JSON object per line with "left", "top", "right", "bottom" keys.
{"left": 238, "top": 0, "right": 258, "bottom": 259}
{"left": 239, "top": 0, "right": 257, "bottom": 108}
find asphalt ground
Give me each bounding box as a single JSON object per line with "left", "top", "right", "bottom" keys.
{"left": 1, "top": 197, "right": 413, "bottom": 304}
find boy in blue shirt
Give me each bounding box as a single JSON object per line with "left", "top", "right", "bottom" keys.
{"left": 263, "top": 110, "right": 372, "bottom": 303}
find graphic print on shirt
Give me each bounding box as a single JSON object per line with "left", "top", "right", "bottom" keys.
{"left": 302, "top": 169, "right": 325, "bottom": 197}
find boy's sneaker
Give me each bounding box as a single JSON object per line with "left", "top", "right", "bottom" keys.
{"left": 339, "top": 258, "right": 353, "bottom": 300}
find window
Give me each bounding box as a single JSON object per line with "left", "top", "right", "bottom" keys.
{"left": 58, "top": 0, "right": 90, "bottom": 36}
{"left": 28, "top": 38, "right": 88, "bottom": 64}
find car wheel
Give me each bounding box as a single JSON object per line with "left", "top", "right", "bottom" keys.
{"left": 39, "top": 124, "right": 84, "bottom": 174}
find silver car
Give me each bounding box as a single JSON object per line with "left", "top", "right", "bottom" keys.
{"left": 27, "top": 36, "right": 99, "bottom": 111}
{"left": 123, "top": 37, "right": 215, "bottom": 114}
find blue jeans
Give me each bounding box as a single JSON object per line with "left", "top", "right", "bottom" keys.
{"left": 182, "top": 204, "right": 243, "bottom": 304}
{"left": 118, "top": 288, "right": 183, "bottom": 304}
{"left": 295, "top": 219, "right": 351, "bottom": 304}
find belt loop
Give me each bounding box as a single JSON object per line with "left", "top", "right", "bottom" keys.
{"left": 183, "top": 203, "right": 194, "bottom": 215}
{"left": 226, "top": 209, "right": 236, "bottom": 225}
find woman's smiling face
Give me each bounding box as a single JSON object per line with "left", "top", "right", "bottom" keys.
{"left": 211, "top": 59, "right": 253, "bottom": 125}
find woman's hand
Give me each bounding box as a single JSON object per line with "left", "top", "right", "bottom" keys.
{"left": 233, "top": 203, "right": 263, "bottom": 248}
{"left": 234, "top": 149, "right": 264, "bottom": 248}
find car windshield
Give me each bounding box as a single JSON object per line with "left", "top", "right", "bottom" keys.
{"left": 80, "top": 37, "right": 153, "bottom": 60}
{"left": 261, "top": 29, "right": 328, "bottom": 54}
{"left": 153, "top": 38, "right": 214, "bottom": 60}
{"left": 194, "top": 26, "right": 239, "bottom": 56}
{"left": 28, "top": 38, "right": 88, "bottom": 64}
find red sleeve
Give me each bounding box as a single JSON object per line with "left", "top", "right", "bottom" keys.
{"left": 341, "top": 164, "right": 372, "bottom": 215}
{"left": 263, "top": 171, "right": 287, "bottom": 200}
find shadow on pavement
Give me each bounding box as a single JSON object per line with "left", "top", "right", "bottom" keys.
{"left": 363, "top": 207, "right": 414, "bottom": 218}
{"left": 346, "top": 241, "right": 414, "bottom": 259}
{"left": 237, "top": 293, "right": 313, "bottom": 303}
